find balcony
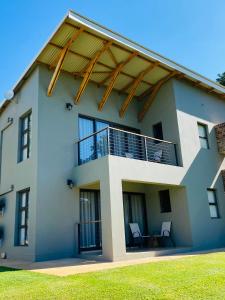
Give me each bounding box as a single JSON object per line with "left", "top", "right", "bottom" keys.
{"left": 77, "top": 127, "right": 179, "bottom": 167}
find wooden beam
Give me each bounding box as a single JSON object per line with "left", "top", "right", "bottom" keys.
{"left": 119, "top": 62, "right": 158, "bottom": 117}
{"left": 47, "top": 28, "right": 83, "bottom": 96}
{"left": 98, "top": 52, "right": 137, "bottom": 111}
{"left": 74, "top": 41, "right": 112, "bottom": 104}
{"left": 207, "top": 88, "right": 214, "bottom": 94}
{"left": 49, "top": 42, "right": 152, "bottom": 86}
{"left": 107, "top": 48, "right": 118, "bottom": 66}
{"left": 138, "top": 71, "right": 177, "bottom": 121}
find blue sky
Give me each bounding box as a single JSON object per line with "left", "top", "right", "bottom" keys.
{"left": 1, "top": 0, "right": 225, "bottom": 100}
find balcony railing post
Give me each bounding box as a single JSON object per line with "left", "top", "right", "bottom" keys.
{"left": 107, "top": 127, "right": 111, "bottom": 155}
{"left": 174, "top": 143, "right": 179, "bottom": 166}
{"left": 144, "top": 136, "right": 148, "bottom": 161}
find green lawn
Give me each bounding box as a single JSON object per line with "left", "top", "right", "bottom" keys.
{"left": 1, "top": 252, "right": 225, "bottom": 299}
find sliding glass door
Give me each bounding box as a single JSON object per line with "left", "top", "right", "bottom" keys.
{"left": 123, "top": 192, "right": 147, "bottom": 246}
{"left": 79, "top": 190, "right": 101, "bottom": 251}
{"left": 78, "top": 115, "right": 141, "bottom": 164}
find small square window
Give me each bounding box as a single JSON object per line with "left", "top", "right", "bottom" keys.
{"left": 207, "top": 189, "right": 219, "bottom": 219}
{"left": 159, "top": 190, "right": 171, "bottom": 213}
{"left": 198, "top": 123, "right": 209, "bottom": 149}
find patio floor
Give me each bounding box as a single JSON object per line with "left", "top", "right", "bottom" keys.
{"left": 1, "top": 248, "right": 225, "bottom": 276}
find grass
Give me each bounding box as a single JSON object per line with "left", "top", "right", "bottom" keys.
{"left": 1, "top": 252, "right": 225, "bottom": 299}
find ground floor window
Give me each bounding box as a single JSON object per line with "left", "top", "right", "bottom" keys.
{"left": 207, "top": 189, "right": 219, "bottom": 219}
{"left": 79, "top": 190, "right": 101, "bottom": 251}
{"left": 16, "top": 189, "right": 29, "bottom": 246}
{"left": 159, "top": 190, "right": 171, "bottom": 213}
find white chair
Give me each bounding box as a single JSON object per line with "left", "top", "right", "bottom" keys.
{"left": 152, "top": 221, "right": 175, "bottom": 247}
{"left": 153, "top": 149, "right": 163, "bottom": 162}
{"left": 129, "top": 221, "right": 175, "bottom": 248}
{"left": 129, "top": 223, "right": 150, "bottom": 247}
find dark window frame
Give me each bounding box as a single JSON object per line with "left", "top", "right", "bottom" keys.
{"left": 15, "top": 188, "right": 30, "bottom": 246}
{"left": 78, "top": 115, "right": 140, "bottom": 164}
{"left": 207, "top": 188, "right": 220, "bottom": 219}
{"left": 153, "top": 122, "right": 164, "bottom": 141}
{"left": 197, "top": 122, "right": 209, "bottom": 149}
{"left": 123, "top": 192, "right": 148, "bottom": 247}
{"left": 79, "top": 189, "right": 101, "bottom": 252}
{"left": 19, "top": 110, "right": 32, "bottom": 162}
{"left": 159, "top": 190, "right": 172, "bottom": 213}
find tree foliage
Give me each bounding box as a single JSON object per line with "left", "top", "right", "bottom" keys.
{"left": 216, "top": 72, "right": 225, "bottom": 86}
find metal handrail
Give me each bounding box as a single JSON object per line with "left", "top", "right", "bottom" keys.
{"left": 76, "top": 126, "right": 176, "bottom": 145}
{"left": 76, "top": 220, "right": 101, "bottom": 225}
{"left": 76, "top": 127, "right": 109, "bottom": 143}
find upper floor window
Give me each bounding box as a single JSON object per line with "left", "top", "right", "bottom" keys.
{"left": 197, "top": 123, "right": 209, "bottom": 149}
{"left": 159, "top": 190, "right": 171, "bottom": 213}
{"left": 16, "top": 189, "right": 30, "bottom": 246}
{"left": 19, "top": 111, "right": 32, "bottom": 162}
{"left": 207, "top": 189, "right": 219, "bottom": 219}
{"left": 153, "top": 122, "right": 163, "bottom": 140}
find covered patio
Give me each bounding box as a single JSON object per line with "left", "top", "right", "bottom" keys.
{"left": 76, "top": 180, "right": 192, "bottom": 260}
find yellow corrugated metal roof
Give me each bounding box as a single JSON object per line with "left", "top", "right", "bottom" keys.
{"left": 1, "top": 10, "right": 225, "bottom": 116}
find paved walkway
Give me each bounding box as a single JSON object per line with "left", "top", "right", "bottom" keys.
{"left": 0, "top": 248, "right": 224, "bottom": 277}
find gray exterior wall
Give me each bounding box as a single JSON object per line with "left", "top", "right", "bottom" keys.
{"left": 174, "top": 79, "right": 225, "bottom": 249}
{"left": 0, "top": 63, "right": 225, "bottom": 261}
{"left": 0, "top": 68, "right": 39, "bottom": 260}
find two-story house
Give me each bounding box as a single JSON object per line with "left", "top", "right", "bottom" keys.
{"left": 1, "top": 10, "right": 225, "bottom": 262}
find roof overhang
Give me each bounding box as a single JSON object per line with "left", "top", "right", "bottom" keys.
{"left": 1, "top": 10, "right": 225, "bottom": 118}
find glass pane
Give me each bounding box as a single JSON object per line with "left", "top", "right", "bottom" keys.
{"left": 79, "top": 117, "right": 94, "bottom": 139}
{"left": 207, "top": 190, "right": 216, "bottom": 204}
{"left": 96, "top": 121, "right": 108, "bottom": 158}
{"left": 80, "top": 191, "right": 101, "bottom": 249}
{"left": 79, "top": 118, "right": 95, "bottom": 164}
{"left": 22, "top": 148, "right": 28, "bottom": 160}
{"left": 198, "top": 124, "right": 207, "bottom": 138}
{"left": 200, "top": 138, "right": 208, "bottom": 149}
{"left": 21, "top": 211, "right": 26, "bottom": 226}
{"left": 131, "top": 194, "right": 145, "bottom": 235}
{"left": 20, "top": 228, "right": 25, "bottom": 245}
{"left": 23, "top": 117, "right": 28, "bottom": 130}
{"left": 209, "top": 205, "right": 218, "bottom": 218}
{"left": 23, "top": 132, "right": 28, "bottom": 146}
{"left": 21, "top": 192, "right": 27, "bottom": 207}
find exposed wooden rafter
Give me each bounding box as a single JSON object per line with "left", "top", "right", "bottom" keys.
{"left": 49, "top": 42, "right": 152, "bottom": 86}
{"left": 138, "top": 71, "right": 177, "bottom": 121}
{"left": 119, "top": 62, "right": 159, "bottom": 118}
{"left": 98, "top": 52, "right": 137, "bottom": 111}
{"left": 74, "top": 41, "right": 112, "bottom": 104}
{"left": 107, "top": 48, "right": 118, "bottom": 66}
{"left": 47, "top": 28, "right": 84, "bottom": 96}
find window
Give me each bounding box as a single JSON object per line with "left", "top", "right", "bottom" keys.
{"left": 207, "top": 189, "right": 219, "bottom": 219}
{"left": 78, "top": 115, "right": 140, "bottom": 164}
{"left": 153, "top": 122, "right": 163, "bottom": 140}
{"left": 19, "top": 111, "right": 32, "bottom": 162}
{"left": 198, "top": 123, "right": 209, "bottom": 149}
{"left": 159, "top": 190, "right": 171, "bottom": 213}
{"left": 16, "top": 189, "right": 29, "bottom": 246}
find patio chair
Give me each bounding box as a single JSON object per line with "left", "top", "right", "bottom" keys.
{"left": 129, "top": 223, "right": 150, "bottom": 247}
{"left": 152, "top": 221, "right": 175, "bottom": 247}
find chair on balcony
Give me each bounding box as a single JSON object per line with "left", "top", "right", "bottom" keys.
{"left": 153, "top": 149, "right": 163, "bottom": 162}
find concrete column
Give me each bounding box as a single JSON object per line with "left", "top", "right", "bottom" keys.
{"left": 100, "top": 176, "right": 126, "bottom": 261}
